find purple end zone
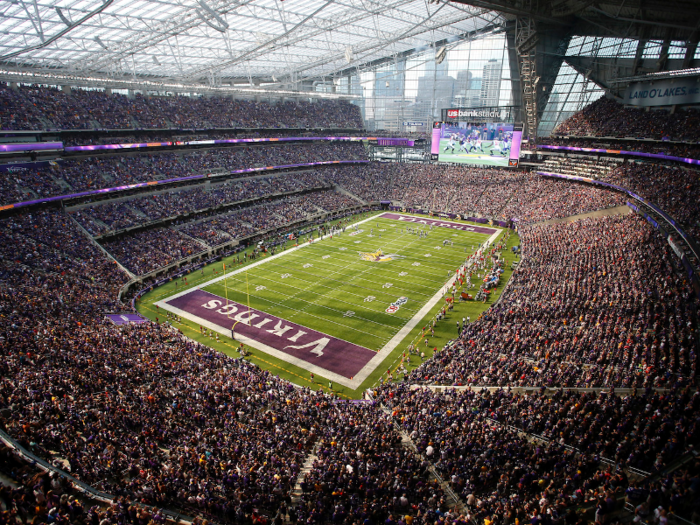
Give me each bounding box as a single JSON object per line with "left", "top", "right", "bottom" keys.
{"left": 107, "top": 313, "right": 147, "bottom": 325}
{"left": 379, "top": 212, "right": 497, "bottom": 235}
{"left": 164, "top": 289, "right": 375, "bottom": 379}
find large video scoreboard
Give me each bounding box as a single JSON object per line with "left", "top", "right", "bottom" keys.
{"left": 431, "top": 106, "right": 523, "bottom": 167}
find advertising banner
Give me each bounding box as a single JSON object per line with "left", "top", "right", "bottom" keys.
{"left": 1, "top": 160, "right": 369, "bottom": 210}
{"left": 624, "top": 77, "right": 700, "bottom": 107}
{"left": 65, "top": 136, "right": 389, "bottom": 153}
{"left": 376, "top": 138, "right": 415, "bottom": 147}
{"left": 0, "top": 142, "right": 63, "bottom": 152}
{"left": 537, "top": 144, "right": 700, "bottom": 167}
{"left": 442, "top": 106, "right": 516, "bottom": 123}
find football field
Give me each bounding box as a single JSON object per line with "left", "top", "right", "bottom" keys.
{"left": 139, "top": 211, "right": 518, "bottom": 397}
{"left": 438, "top": 138, "right": 511, "bottom": 166}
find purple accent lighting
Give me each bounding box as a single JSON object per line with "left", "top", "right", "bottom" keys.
{"left": 537, "top": 144, "right": 700, "bottom": 166}
{"left": 65, "top": 142, "right": 171, "bottom": 152}
{"left": 377, "top": 138, "right": 415, "bottom": 147}
{"left": 431, "top": 126, "right": 442, "bottom": 155}
{"left": 0, "top": 142, "right": 63, "bottom": 152}
{"left": 64, "top": 136, "right": 390, "bottom": 153}
{"left": 509, "top": 131, "right": 522, "bottom": 161}
{"left": 1, "top": 160, "right": 369, "bottom": 210}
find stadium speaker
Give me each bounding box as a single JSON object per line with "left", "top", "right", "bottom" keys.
{"left": 435, "top": 46, "right": 447, "bottom": 65}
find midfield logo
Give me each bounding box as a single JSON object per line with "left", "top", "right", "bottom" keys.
{"left": 358, "top": 249, "right": 406, "bottom": 263}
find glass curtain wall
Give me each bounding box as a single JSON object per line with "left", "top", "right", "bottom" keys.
{"left": 535, "top": 35, "right": 693, "bottom": 136}
{"left": 538, "top": 63, "right": 605, "bottom": 136}
{"left": 346, "top": 33, "right": 514, "bottom": 132}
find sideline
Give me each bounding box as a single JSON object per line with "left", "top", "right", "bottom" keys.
{"left": 156, "top": 213, "right": 502, "bottom": 390}
{"left": 350, "top": 227, "right": 501, "bottom": 388}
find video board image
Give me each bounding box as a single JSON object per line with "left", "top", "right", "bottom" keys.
{"left": 432, "top": 122, "right": 522, "bottom": 167}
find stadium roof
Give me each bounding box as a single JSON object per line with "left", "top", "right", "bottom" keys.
{"left": 0, "top": 0, "right": 505, "bottom": 87}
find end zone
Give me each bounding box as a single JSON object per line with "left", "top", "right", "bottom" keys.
{"left": 155, "top": 212, "right": 503, "bottom": 391}
{"left": 378, "top": 212, "right": 498, "bottom": 235}
{"left": 158, "top": 288, "right": 375, "bottom": 388}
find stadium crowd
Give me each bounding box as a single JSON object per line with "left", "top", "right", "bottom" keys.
{"left": 405, "top": 214, "right": 698, "bottom": 389}
{"left": 102, "top": 227, "right": 205, "bottom": 275}
{"left": 552, "top": 97, "right": 700, "bottom": 141}
{"left": 323, "top": 164, "right": 622, "bottom": 223}
{"left": 0, "top": 83, "right": 364, "bottom": 130}
{"left": 597, "top": 162, "right": 700, "bottom": 244}
{"left": 539, "top": 137, "right": 700, "bottom": 161}
{"left": 99, "top": 190, "right": 351, "bottom": 274}
{"left": 0, "top": 442, "right": 206, "bottom": 525}
{"left": 0, "top": 209, "right": 127, "bottom": 300}
{"left": 59, "top": 129, "right": 375, "bottom": 147}
{"left": 0, "top": 142, "right": 366, "bottom": 206}
{"left": 71, "top": 171, "right": 329, "bottom": 235}
{"left": 378, "top": 384, "right": 700, "bottom": 525}
{"left": 0, "top": 178, "right": 699, "bottom": 525}
{"left": 293, "top": 403, "right": 459, "bottom": 525}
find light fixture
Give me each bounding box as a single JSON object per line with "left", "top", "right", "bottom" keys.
{"left": 435, "top": 46, "right": 447, "bottom": 65}
{"left": 197, "top": 0, "right": 229, "bottom": 33}
{"left": 55, "top": 7, "right": 72, "bottom": 27}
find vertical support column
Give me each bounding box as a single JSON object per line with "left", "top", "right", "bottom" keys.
{"left": 516, "top": 16, "right": 538, "bottom": 139}
{"left": 656, "top": 32, "right": 672, "bottom": 72}
{"left": 682, "top": 40, "right": 698, "bottom": 68}
{"left": 631, "top": 31, "right": 647, "bottom": 77}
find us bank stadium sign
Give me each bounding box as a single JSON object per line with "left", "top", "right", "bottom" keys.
{"left": 624, "top": 77, "right": 700, "bottom": 107}
{"left": 442, "top": 106, "right": 515, "bottom": 122}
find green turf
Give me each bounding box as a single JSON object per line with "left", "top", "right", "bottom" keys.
{"left": 137, "top": 210, "right": 520, "bottom": 398}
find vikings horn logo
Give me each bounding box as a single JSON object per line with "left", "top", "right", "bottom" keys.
{"left": 358, "top": 249, "right": 406, "bottom": 263}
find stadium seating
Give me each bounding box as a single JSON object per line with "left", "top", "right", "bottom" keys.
{"left": 552, "top": 97, "right": 700, "bottom": 141}
{"left": 1, "top": 124, "right": 699, "bottom": 525}
{"left": 71, "top": 171, "right": 329, "bottom": 235}
{"left": 539, "top": 137, "right": 700, "bottom": 161}
{"left": 377, "top": 384, "right": 699, "bottom": 525}
{"left": 0, "top": 142, "right": 367, "bottom": 206}
{"left": 403, "top": 214, "right": 698, "bottom": 389}
{"left": 540, "top": 155, "right": 623, "bottom": 180}
{"left": 0, "top": 83, "right": 364, "bottom": 131}
{"left": 597, "top": 163, "right": 700, "bottom": 245}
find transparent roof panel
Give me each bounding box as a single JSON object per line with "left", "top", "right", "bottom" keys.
{"left": 538, "top": 62, "right": 604, "bottom": 137}
{"left": 566, "top": 36, "right": 639, "bottom": 58}
{"left": 642, "top": 40, "right": 663, "bottom": 59}
{"left": 0, "top": 0, "right": 505, "bottom": 83}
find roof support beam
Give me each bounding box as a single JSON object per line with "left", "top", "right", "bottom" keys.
{"left": 0, "top": 0, "right": 114, "bottom": 61}
{"left": 289, "top": 11, "right": 501, "bottom": 85}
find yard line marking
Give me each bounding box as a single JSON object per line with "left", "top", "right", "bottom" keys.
{"left": 154, "top": 212, "right": 501, "bottom": 389}
{"left": 342, "top": 226, "right": 502, "bottom": 389}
